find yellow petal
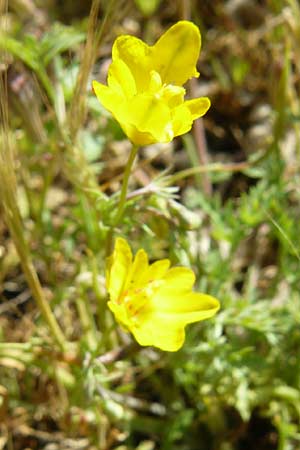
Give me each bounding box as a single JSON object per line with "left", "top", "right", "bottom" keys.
{"left": 108, "top": 301, "right": 130, "bottom": 328}
{"left": 126, "top": 248, "right": 149, "bottom": 289}
{"left": 145, "top": 259, "right": 170, "bottom": 282}
{"left": 107, "top": 59, "right": 137, "bottom": 98}
{"left": 132, "top": 293, "right": 219, "bottom": 351}
{"left": 152, "top": 21, "right": 201, "bottom": 86}
{"left": 184, "top": 97, "right": 211, "bottom": 119}
{"left": 93, "top": 81, "right": 157, "bottom": 145}
{"left": 118, "top": 122, "right": 158, "bottom": 146}
{"left": 126, "top": 253, "right": 170, "bottom": 291}
{"left": 106, "top": 238, "right": 132, "bottom": 302}
{"left": 161, "top": 84, "right": 186, "bottom": 108}
{"left": 162, "top": 267, "right": 196, "bottom": 291}
{"left": 124, "top": 94, "right": 173, "bottom": 143}
{"left": 132, "top": 314, "right": 185, "bottom": 351}
{"left": 148, "top": 70, "right": 162, "bottom": 93}
{"left": 171, "top": 97, "right": 211, "bottom": 137}
{"left": 92, "top": 80, "right": 125, "bottom": 116}
{"left": 171, "top": 104, "right": 193, "bottom": 137}
{"left": 112, "top": 35, "right": 152, "bottom": 91}
{"left": 153, "top": 292, "right": 220, "bottom": 320}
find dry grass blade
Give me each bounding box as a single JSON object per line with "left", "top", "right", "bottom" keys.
{"left": 68, "top": 0, "right": 117, "bottom": 136}
{"left": 0, "top": 44, "right": 67, "bottom": 351}
{"left": 0, "top": 0, "right": 7, "bottom": 15}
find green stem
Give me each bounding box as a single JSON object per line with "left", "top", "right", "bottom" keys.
{"left": 0, "top": 65, "right": 66, "bottom": 352}
{"left": 6, "top": 208, "right": 67, "bottom": 351}
{"left": 114, "top": 144, "right": 139, "bottom": 226}
{"left": 106, "top": 145, "right": 139, "bottom": 256}
{"left": 105, "top": 144, "right": 139, "bottom": 256}
{"left": 0, "top": 166, "right": 67, "bottom": 352}
{"left": 75, "top": 290, "right": 98, "bottom": 352}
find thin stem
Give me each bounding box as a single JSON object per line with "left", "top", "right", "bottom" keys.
{"left": 68, "top": 0, "right": 101, "bottom": 135}
{"left": 0, "top": 74, "right": 67, "bottom": 352}
{"left": 1, "top": 190, "right": 67, "bottom": 352}
{"left": 105, "top": 144, "right": 139, "bottom": 256}
{"left": 166, "top": 161, "right": 250, "bottom": 184}
{"left": 113, "top": 144, "right": 139, "bottom": 226}
{"left": 75, "top": 289, "right": 98, "bottom": 352}
{"left": 190, "top": 103, "right": 212, "bottom": 195}
{"left": 68, "top": 0, "right": 117, "bottom": 136}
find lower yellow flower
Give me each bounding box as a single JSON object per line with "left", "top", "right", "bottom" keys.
{"left": 106, "top": 238, "right": 220, "bottom": 352}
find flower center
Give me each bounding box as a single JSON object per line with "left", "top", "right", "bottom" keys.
{"left": 121, "top": 279, "right": 164, "bottom": 321}
{"left": 147, "top": 70, "right": 185, "bottom": 107}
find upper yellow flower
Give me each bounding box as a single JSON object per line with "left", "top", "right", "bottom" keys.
{"left": 106, "top": 238, "right": 220, "bottom": 352}
{"left": 93, "top": 21, "right": 210, "bottom": 145}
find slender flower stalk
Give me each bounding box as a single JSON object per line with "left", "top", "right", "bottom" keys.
{"left": 95, "top": 21, "right": 212, "bottom": 252}
{"left": 113, "top": 144, "right": 139, "bottom": 226}
{"left": 106, "top": 144, "right": 138, "bottom": 256}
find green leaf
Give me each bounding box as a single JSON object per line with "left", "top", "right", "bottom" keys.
{"left": 40, "top": 23, "right": 85, "bottom": 65}
{"left": 0, "top": 33, "right": 54, "bottom": 101}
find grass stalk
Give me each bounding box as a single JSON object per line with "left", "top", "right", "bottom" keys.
{"left": 75, "top": 290, "right": 98, "bottom": 351}
{"left": 68, "top": 0, "right": 116, "bottom": 136}
{"left": 181, "top": 0, "right": 212, "bottom": 195}
{"left": 166, "top": 161, "right": 250, "bottom": 184}
{"left": 0, "top": 76, "right": 67, "bottom": 352}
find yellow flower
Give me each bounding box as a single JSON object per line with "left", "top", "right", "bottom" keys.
{"left": 106, "top": 238, "right": 220, "bottom": 352}
{"left": 93, "top": 21, "right": 210, "bottom": 145}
